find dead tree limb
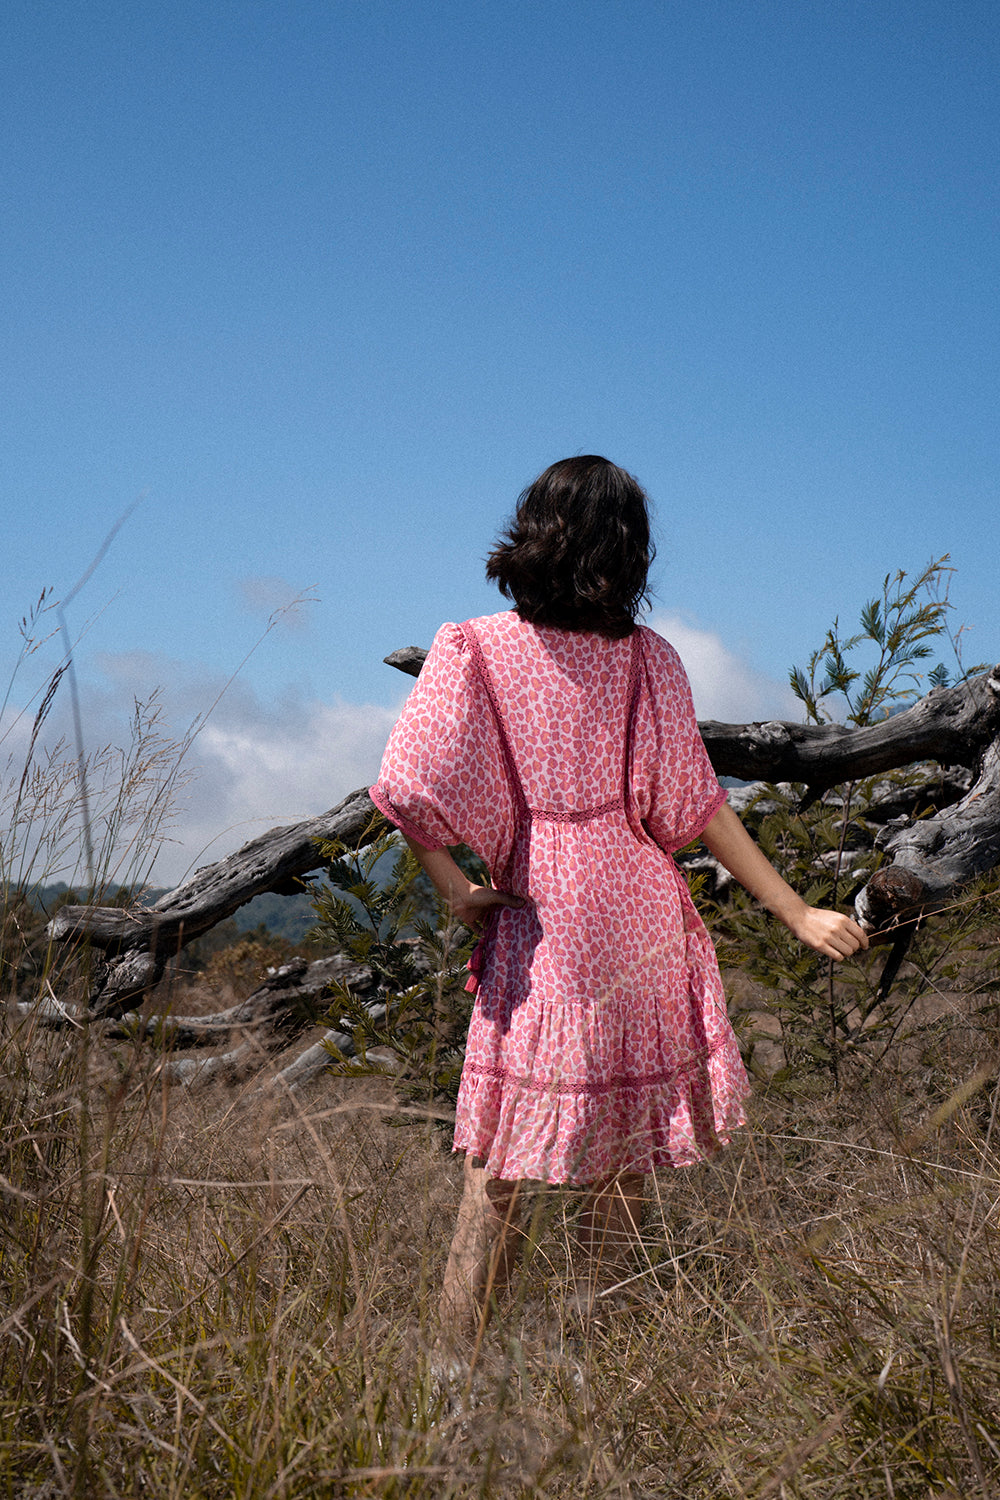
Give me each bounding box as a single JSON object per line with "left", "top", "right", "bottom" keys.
{"left": 152, "top": 954, "right": 392, "bottom": 1093}
{"left": 112, "top": 956, "right": 378, "bottom": 1046}
{"left": 699, "top": 671, "right": 1000, "bottom": 787}
{"left": 857, "top": 733, "right": 1000, "bottom": 929}
{"left": 43, "top": 653, "right": 1000, "bottom": 1031}
{"left": 154, "top": 1023, "right": 363, "bottom": 1090}
{"left": 23, "top": 953, "right": 388, "bottom": 1095}
{"left": 156, "top": 1020, "right": 369, "bottom": 1091}
{"left": 382, "top": 647, "right": 427, "bottom": 678}
{"left": 46, "top": 788, "right": 387, "bottom": 1015}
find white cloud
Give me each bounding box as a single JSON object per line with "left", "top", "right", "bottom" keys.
{"left": 166, "top": 696, "right": 399, "bottom": 884}
{"left": 647, "top": 612, "right": 798, "bottom": 723}
{"left": 1, "top": 649, "right": 404, "bottom": 890}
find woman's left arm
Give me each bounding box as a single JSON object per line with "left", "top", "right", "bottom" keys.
{"left": 402, "top": 837, "right": 523, "bottom": 929}
{"left": 699, "top": 802, "right": 869, "bottom": 961}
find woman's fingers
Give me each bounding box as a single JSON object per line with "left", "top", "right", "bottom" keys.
{"left": 452, "top": 884, "right": 524, "bottom": 928}
{"left": 793, "top": 908, "right": 869, "bottom": 960}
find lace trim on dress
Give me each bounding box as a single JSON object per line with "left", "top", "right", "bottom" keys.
{"left": 528, "top": 799, "right": 622, "bottom": 823}
{"left": 461, "top": 1047, "right": 724, "bottom": 1097}
{"left": 368, "top": 785, "right": 445, "bottom": 850}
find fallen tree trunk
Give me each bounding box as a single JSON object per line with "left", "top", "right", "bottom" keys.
{"left": 46, "top": 788, "right": 386, "bottom": 1015}
{"left": 700, "top": 671, "right": 1000, "bottom": 787}
{"left": 857, "top": 734, "right": 1000, "bottom": 929}
{"left": 25, "top": 955, "right": 375, "bottom": 1041}
{"left": 24, "top": 953, "right": 390, "bottom": 1093}
{"left": 40, "top": 653, "right": 1000, "bottom": 1028}
{"left": 154, "top": 959, "right": 388, "bottom": 1091}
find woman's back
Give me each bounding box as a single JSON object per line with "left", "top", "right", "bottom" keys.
{"left": 467, "top": 612, "right": 635, "bottom": 815}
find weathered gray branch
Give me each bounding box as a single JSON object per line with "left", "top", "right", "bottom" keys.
{"left": 44, "top": 650, "right": 1000, "bottom": 1038}
{"left": 157, "top": 1023, "right": 366, "bottom": 1091}
{"left": 382, "top": 647, "right": 427, "bottom": 678}
{"left": 152, "top": 955, "right": 391, "bottom": 1092}
{"left": 113, "top": 956, "right": 377, "bottom": 1046}
{"left": 47, "top": 788, "right": 387, "bottom": 1015}
{"left": 700, "top": 671, "right": 1000, "bottom": 786}
{"left": 712, "top": 665, "right": 1000, "bottom": 932}
{"left": 22, "top": 954, "right": 387, "bottom": 1095}
{"left": 23, "top": 954, "right": 374, "bottom": 1030}
{"left": 857, "top": 735, "right": 1000, "bottom": 929}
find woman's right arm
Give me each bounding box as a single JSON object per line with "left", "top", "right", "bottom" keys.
{"left": 699, "top": 803, "right": 869, "bottom": 961}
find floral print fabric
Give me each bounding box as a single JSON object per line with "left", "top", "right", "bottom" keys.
{"left": 370, "top": 611, "right": 749, "bottom": 1184}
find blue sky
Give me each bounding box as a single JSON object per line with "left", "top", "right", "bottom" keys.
{"left": 2, "top": 0, "right": 998, "bottom": 884}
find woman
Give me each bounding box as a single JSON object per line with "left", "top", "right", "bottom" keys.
{"left": 370, "top": 456, "right": 867, "bottom": 1340}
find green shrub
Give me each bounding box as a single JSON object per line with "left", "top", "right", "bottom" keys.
{"left": 710, "top": 558, "right": 996, "bottom": 1088}
{"left": 310, "top": 831, "right": 482, "bottom": 1111}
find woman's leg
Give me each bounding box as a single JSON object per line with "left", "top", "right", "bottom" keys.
{"left": 438, "top": 1155, "right": 523, "bottom": 1345}
{"left": 573, "top": 1172, "right": 646, "bottom": 1307}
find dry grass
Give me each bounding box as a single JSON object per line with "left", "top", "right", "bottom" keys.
{"left": 3, "top": 956, "right": 1000, "bottom": 1499}
{"left": 6, "top": 573, "right": 998, "bottom": 1494}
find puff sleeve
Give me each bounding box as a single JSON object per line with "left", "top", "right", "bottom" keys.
{"left": 629, "top": 627, "right": 727, "bottom": 853}
{"left": 369, "top": 622, "right": 517, "bottom": 877}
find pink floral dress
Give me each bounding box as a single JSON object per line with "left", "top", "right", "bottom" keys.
{"left": 370, "top": 611, "right": 749, "bottom": 1185}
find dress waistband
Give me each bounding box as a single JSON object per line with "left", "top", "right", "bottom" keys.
{"left": 527, "top": 798, "right": 622, "bottom": 824}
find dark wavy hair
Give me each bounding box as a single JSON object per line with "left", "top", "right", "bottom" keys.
{"left": 485, "top": 456, "right": 654, "bottom": 637}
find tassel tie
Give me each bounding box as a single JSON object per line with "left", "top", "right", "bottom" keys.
{"left": 464, "top": 905, "right": 502, "bottom": 994}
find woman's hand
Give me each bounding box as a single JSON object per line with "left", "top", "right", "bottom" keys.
{"left": 449, "top": 882, "right": 523, "bottom": 930}
{"left": 785, "top": 905, "right": 869, "bottom": 962}
{"left": 402, "top": 837, "right": 523, "bottom": 929}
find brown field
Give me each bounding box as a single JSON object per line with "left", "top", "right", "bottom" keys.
{"left": 4, "top": 926, "right": 1000, "bottom": 1500}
